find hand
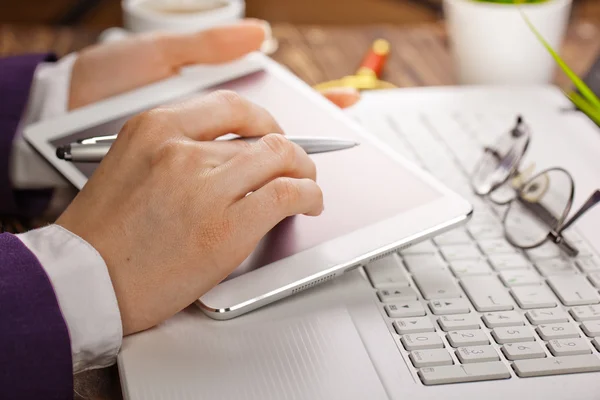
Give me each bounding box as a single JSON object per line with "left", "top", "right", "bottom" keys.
{"left": 69, "top": 19, "right": 360, "bottom": 110}
{"left": 56, "top": 91, "right": 324, "bottom": 335}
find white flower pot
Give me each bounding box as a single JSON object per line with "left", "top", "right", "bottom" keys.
{"left": 443, "top": 0, "right": 572, "bottom": 85}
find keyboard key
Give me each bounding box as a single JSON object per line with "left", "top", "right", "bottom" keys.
{"left": 447, "top": 329, "right": 489, "bottom": 347}
{"left": 578, "top": 258, "right": 600, "bottom": 273}
{"left": 438, "top": 314, "right": 480, "bottom": 331}
{"left": 588, "top": 272, "right": 600, "bottom": 288}
{"left": 492, "top": 326, "right": 535, "bottom": 344}
{"left": 456, "top": 345, "right": 499, "bottom": 364}
{"left": 377, "top": 287, "right": 418, "bottom": 303}
{"left": 461, "top": 277, "right": 514, "bottom": 312}
{"left": 429, "top": 298, "right": 470, "bottom": 315}
{"left": 536, "top": 259, "right": 578, "bottom": 277}
{"left": 526, "top": 308, "right": 569, "bottom": 325}
{"left": 511, "top": 286, "right": 557, "bottom": 309}
{"left": 570, "top": 305, "right": 600, "bottom": 322}
{"left": 412, "top": 269, "right": 461, "bottom": 300}
{"left": 403, "top": 254, "right": 446, "bottom": 272}
{"left": 410, "top": 349, "right": 454, "bottom": 368}
{"left": 401, "top": 332, "right": 444, "bottom": 350}
{"left": 592, "top": 338, "right": 600, "bottom": 352}
{"left": 478, "top": 239, "right": 517, "bottom": 255}
{"left": 467, "top": 224, "right": 504, "bottom": 240}
{"left": 401, "top": 240, "right": 438, "bottom": 255}
{"left": 499, "top": 270, "right": 541, "bottom": 287}
{"left": 449, "top": 260, "right": 493, "bottom": 277}
{"left": 394, "top": 317, "right": 435, "bottom": 335}
{"left": 488, "top": 253, "right": 530, "bottom": 271}
{"left": 433, "top": 230, "right": 472, "bottom": 245}
{"left": 502, "top": 342, "right": 547, "bottom": 360}
{"left": 548, "top": 339, "right": 592, "bottom": 356}
{"left": 526, "top": 243, "right": 563, "bottom": 260}
{"left": 419, "top": 362, "right": 510, "bottom": 385}
{"left": 547, "top": 275, "right": 600, "bottom": 306}
{"left": 581, "top": 320, "right": 600, "bottom": 337}
{"left": 470, "top": 210, "right": 498, "bottom": 226}
{"left": 364, "top": 254, "right": 410, "bottom": 289}
{"left": 482, "top": 311, "right": 524, "bottom": 328}
{"left": 439, "top": 245, "right": 483, "bottom": 261}
{"left": 385, "top": 301, "right": 425, "bottom": 318}
{"left": 513, "top": 354, "right": 600, "bottom": 377}
{"left": 536, "top": 323, "right": 580, "bottom": 340}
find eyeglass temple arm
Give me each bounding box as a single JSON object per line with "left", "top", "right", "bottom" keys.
{"left": 559, "top": 190, "right": 600, "bottom": 233}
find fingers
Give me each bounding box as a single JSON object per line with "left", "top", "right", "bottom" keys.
{"left": 154, "top": 90, "right": 284, "bottom": 141}
{"left": 218, "top": 134, "right": 317, "bottom": 199}
{"left": 319, "top": 87, "right": 361, "bottom": 109}
{"left": 156, "top": 19, "right": 268, "bottom": 68}
{"left": 232, "top": 177, "right": 323, "bottom": 241}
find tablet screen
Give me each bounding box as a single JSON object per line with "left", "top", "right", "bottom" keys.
{"left": 50, "top": 70, "right": 442, "bottom": 280}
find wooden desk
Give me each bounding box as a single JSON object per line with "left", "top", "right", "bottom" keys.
{"left": 1, "top": 21, "right": 600, "bottom": 399}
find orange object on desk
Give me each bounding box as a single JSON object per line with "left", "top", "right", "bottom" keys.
{"left": 313, "top": 39, "right": 395, "bottom": 91}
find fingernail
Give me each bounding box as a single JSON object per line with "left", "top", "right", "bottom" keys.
{"left": 258, "top": 21, "right": 279, "bottom": 54}
{"left": 323, "top": 86, "right": 360, "bottom": 95}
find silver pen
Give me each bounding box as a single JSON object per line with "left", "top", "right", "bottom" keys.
{"left": 56, "top": 135, "right": 359, "bottom": 162}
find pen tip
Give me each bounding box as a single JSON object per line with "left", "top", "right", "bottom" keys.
{"left": 56, "top": 147, "right": 65, "bottom": 160}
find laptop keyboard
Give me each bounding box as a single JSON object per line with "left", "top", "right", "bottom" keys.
{"left": 353, "top": 110, "right": 600, "bottom": 385}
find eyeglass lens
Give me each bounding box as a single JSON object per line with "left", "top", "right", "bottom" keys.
{"left": 504, "top": 168, "right": 574, "bottom": 248}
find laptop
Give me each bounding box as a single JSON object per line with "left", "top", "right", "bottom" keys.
{"left": 117, "top": 84, "right": 600, "bottom": 399}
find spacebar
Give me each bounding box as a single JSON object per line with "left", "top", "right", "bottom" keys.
{"left": 419, "top": 362, "right": 510, "bottom": 385}
{"left": 513, "top": 355, "right": 600, "bottom": 377}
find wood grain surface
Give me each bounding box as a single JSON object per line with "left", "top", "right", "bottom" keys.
{"left": 1, "top": 21, "right": 599, "bottom": 399}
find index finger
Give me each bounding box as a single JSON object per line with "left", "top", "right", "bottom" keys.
{"left": 157, "top": 19, "right": 269, "bottom": 67}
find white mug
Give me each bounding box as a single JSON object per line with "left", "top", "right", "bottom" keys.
{"left": 122, "top": 0, "right": 245, "bottom": 33}
{"left": 443, "top": 0, "right": 572, "bottom": 85}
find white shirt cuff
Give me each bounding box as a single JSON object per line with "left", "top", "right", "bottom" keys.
{"left": 17, "top": 225, "right": 123, "bottom": 373}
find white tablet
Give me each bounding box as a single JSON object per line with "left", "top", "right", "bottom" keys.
{"left": 24, "top": 52, "right": 472, "bottom": 320}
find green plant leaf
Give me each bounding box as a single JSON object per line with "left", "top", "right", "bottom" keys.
{"left": 567, "top": 91, "right": 600, "bottom": 126}
{"left": 520, "top": 9, "right": 600, "bottom": 113}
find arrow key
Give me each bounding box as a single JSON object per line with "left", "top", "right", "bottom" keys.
{"left": 377, "top": 287, "right": 418, "bottom": 303}
{"left": 429, "top": 298, "right": 471, "bottom": 315}
{"left": 394, "top": 317, "right": 435, "bottom": 334}
{"left": 385, "top": 301, "right": 426, "bottom": 318}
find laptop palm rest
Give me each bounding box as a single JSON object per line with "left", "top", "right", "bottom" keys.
{"left": 118, "top": 305, "right": 388, "bottom": 399}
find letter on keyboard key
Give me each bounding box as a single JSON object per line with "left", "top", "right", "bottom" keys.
{"left": 478, "top": 239, "right": 517, "bottom": 255}
{"left": 536, "top": 323, "right": 580, "bottom": 340}
{"left": 488, "top": 254, "right": 531, "bottom": 271}
{"left": 461, "top": 277, "right": 514, "bottom": 312}
{"left": 547, "top": 275, "right": 600, "bottom": 306}
{"left": 385, "top": 301, "right": 425, "bottom": 318}
{"left": 394, "top": 317, "right": 435, "bottom": 335}
{"left": 511, "top": 286, "right": 557, "bottom": 309}
{"left": 456, "top": 345, "right": 499, "bottom": 363}
{"left": 429, "top": 298, "right": 470, "bottom": 315}
{"left": 412, "top": 269, "right": 461, "bottom": 300}
{"left": 364, "top": 254, "right": 409, "bottom": 289}
{"left": 492, "top": 326, "right": 535, "bottom": 344}
{"left": 446, "top": 329, "right": 489, "bottom": 347}
{"left": 482, "top": 311, "right": 524, "bottom": 328}
{"left": 401, "top": 332, "right": 444, "bottom": 350}
{"left": 548, "top": 339, "right": 592, "bottom": 356}
{"left": 499, "top": 270, "right": 541, "bottom": 287}
{"left": 438, "top": 314, "right": 480, "bottom": 331}
{"left": 570, "top": 305, "right": 600, "bottom": 322}
{"left": 535, "top": 259, "right": 578, "bottom": 277}
{"left": 526, "top": 308, "right": 569, "bottom": 325}
{"left": 377, "top": 287, "right": 418, "bottom": 303}
{"left": 502, "top": 342, "right": 546, "bottom": 360}
{"left": 513, "top": 355, "right": 600, "bottom": 377}
{"left": 410, "top": 349, "right": 453, "bottom": 368}
{"left": 449, "top": 260, "right": 493, "bottom": 277}
{"left": 439, "top": 245, "right": 483, "bottom": 261}
{"left": 419, "top": 362, "right": 510, "bottom": 385}
{"left": 578, "top": 258, "right": 600, "bottom": 273}
{"left": 581, "top": 320, "right": 600, "bottom": 337}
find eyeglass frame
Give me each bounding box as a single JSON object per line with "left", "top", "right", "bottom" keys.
{"left": 470, "top": 115, "right": 600, "bottom": 258}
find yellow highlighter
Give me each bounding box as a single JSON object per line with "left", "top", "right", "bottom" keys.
{"left": 314, "top": 39, "right": 396, "bottom": 92}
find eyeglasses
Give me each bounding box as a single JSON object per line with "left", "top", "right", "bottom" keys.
{"left": 470, "top": 116, "right": 600, "bottom": 257}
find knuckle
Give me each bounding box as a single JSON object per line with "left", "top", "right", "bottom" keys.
{"left": 212, "top": 90, "right": 246, "bottom": 110}
{"left": 121, "top": 108, "right": 172, "bottom": 144}
{"left": 270, "top": 177, "right": 300, "bottom": 208}
{"left": 260, "top": 134, "right": 295, "bottom": 166}
{"left": 151, "top": 139, "right": 189, "bottom": 167}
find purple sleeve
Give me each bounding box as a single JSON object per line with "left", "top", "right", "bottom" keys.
{"left": 0, "top": 233, "right": 73, "bottom": 399}
{"left": 0, "top": 54, "right": 56, "bottom": 218}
